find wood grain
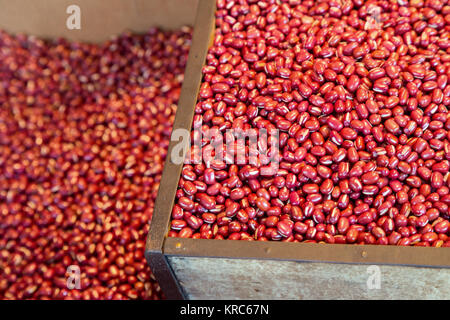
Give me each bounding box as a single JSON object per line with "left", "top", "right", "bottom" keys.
{"left": 169, "top": 256, "right": 450, "bottom": 300}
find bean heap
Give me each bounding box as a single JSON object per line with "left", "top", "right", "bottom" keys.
{"left": 0, "top": 27, "right": 191, "bottom": 299}
{"left": 170, "top": 0, "right": 450, "bottom": 246}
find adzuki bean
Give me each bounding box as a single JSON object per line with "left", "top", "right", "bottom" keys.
{"left": 0, "top": 27, "right": 192, "bottom": 299}
{"left": 170, "top": 0, "right": 450, "bottom": 248}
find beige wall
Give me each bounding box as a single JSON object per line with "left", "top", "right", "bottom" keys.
{"left": 0, "top": 0, "right": 199, "bottom": 43}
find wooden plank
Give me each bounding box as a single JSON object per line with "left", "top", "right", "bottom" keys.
{"left": 165, "top": 238, "right": 450, "bottom": 268}
{"left": 0, "top": 0, "right": 199, "bottom": 42}
{"left": 168, "top": 256, "right": 450, "bottom": 300}
{"left": 145, "top": 252, "right": 185, "bottom": 300}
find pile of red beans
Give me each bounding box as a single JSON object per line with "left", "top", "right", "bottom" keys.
{"left": 170, "top": 0, "right": 450, "bottom": 246}
{"left": 0, "top": 27, "right": 191, "bottom": 299}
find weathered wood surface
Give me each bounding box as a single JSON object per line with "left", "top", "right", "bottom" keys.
{"left": 169, "top": 256, "right": 450, "bottom": 300}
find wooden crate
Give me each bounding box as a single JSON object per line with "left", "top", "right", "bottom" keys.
{"left": 146, "top": 0, "right": 450, "bottom": 300}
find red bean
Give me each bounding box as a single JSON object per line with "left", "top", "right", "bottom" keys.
{"left": 277, "top": 221, "right": 293, "bottom": 238}
{"left": 204, "top": 168, "right": 216, "bottom": 185}
{"left": 171, "top": 220, "right": 187, "bottom": 231}
{"left": 434, "top": 221, "right": 449, "bottom": 234}
{"left": 337, "top": 217, "right": 350, "bottom": 234}
{"left": 170, "top": 1, "right": 450, "bottom": 253}
{"left": 422, "top": 232, "right": 439, "bottom": 243}
{"left": 347, "top": 75, "right": 360, "bottom": 92}
{"left": 303, "top": 184, "right": 320, "bottom": 194}
{"left": 1, "top": 27, "right": 193, "bottom": 300}
{"left": 196, "top": 193, "right": 216, "bottom": 210}
{"left": 361, "top": 172, "right": 379, "bottom": 185}
{"left": 179, "top": 197, "right": 195, "bottom": 211}
{"left": 230, "top": 188, "right": 245, "bottom": 200}
{"left": 255, "top": 197, "right": 270, "bottom": 212}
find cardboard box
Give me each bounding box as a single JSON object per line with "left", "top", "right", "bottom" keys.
{"left": 0, "top": 0, "right": 198, "bottom": 42}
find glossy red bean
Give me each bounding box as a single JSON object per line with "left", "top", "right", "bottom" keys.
{"left": 170, "top": 1, "right": 450, "bottom": 253}
{"left": 434, "top": 221, "right": 449, "bottom": 234}
{"left": 1, "top": 27, "right": 193, "bottom": 300}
